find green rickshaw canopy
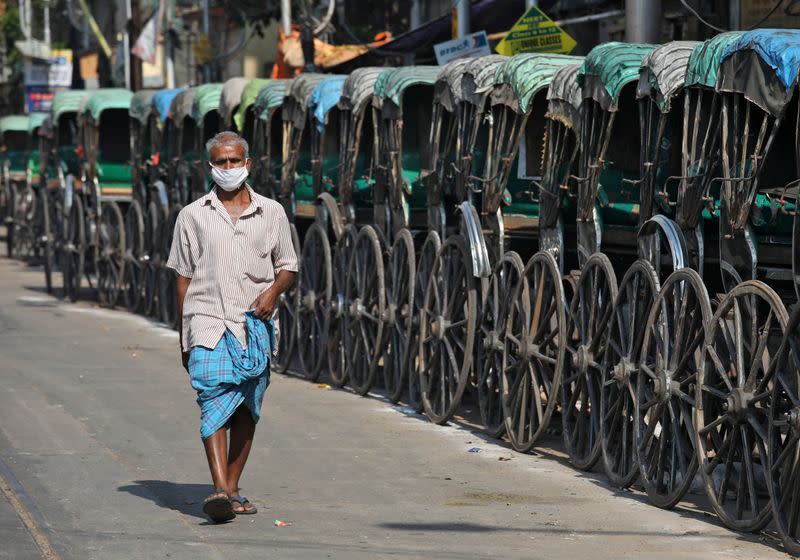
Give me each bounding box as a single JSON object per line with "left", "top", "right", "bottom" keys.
{"left": 82, "top": 89, "right": 134, "bottom": 121}
{"left": 192, "top": 83, "right": 223, "bottom": 122}
{"left": 493, "top": 53, "right": 584, "bottom": 113}
{"left": 579, "top": 42, "right": 657, "bottom": 111}
{"left": 52, "top": 90, "right": 89, "bottom": 124}
{"left": 129, "top": 89, "right": 158, "bottom": 123}
{"left": 219, "top": 77, "right": 252, "bottom": 128}
{"left": 233, "top": 78, "right": 271, "bottom": 131}
{"left": 637, "top": 41, "right": 699, "bottom": 112}
{"left": 375, "top": 66, "right": 440, "bottom": 116}
{"left": 27, "top": 113, "right": 47, "bottom": 134}
{"left": 684, "top": 32, "right": 745, "bottom": 90}
{"left": 338, "top": 67, "right": 383, "bottom": 115}
{"left": 0, "top": 115, "right": 30, "bottom": 134}
{"left": 254, "top": 81, "right": 289, "bottom": 121}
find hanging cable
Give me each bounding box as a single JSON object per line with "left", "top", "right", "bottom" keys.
{"left": 679, "top": 0, "right": 784, "bottom": 33}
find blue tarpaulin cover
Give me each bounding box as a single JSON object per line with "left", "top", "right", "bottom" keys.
{"left": 309, "top": 76, "right": 346, "bottom": 132}
{"left": 721, "top": 29, "right": 800, "bottom": 91}
{"left": 153, "top": 88, "right": 183, "bottom": 123}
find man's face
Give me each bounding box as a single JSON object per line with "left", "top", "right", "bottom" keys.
{"left": 208, "top": 142, "right": 252, "bottom": 172}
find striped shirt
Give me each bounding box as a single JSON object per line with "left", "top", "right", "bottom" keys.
{"left": 167, "top": 184, "right": 298, "bottom": 352}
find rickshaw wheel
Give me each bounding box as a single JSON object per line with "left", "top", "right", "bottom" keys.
{"left": 477, "top": 251, "right": 523, "bottom": 438}
{"left": 768, "top": 304, "right": 800, "bottom": 554}
{"left": 408, "top": 231, "right": 440, "bottom": 412}
{"left": 123, "top": 200, "right": 145, "bottom": 314}
{"left": 143, "top": 201, "right": 162, "bottom": 317}
{"left": 61, "top": 195, "right": 85, "bottom": 302}
{"left": 696, "top": 280, "right": 784, "bottom": 531}
{"left": 272, "top": 223, "right": 301, "bottom": 374}
{"left": 13, "top": 184, "right": 36, "bottom": 260}
{"left": 4, "top": 182, "right": 15, "bottom": 258}
{"left": 635, "top": 268, "right": 710, "bottom": 509}
{"left": 296, "top": 223, "right": 333, "bottom": 381}
{"left": 39, "top": 187, "right": 53, "bottom": 294}
{"left": 600, "top": 259, "right": 659, "bottom": 488}
{"left": 502, "top": 251, "right": 567, "bottom": 452}
{"left": 562, "top": 253, "right": 617, "bottom": 470}
{"left": 327, "top": 225, "right": 358, "bottom": 387}
{"left": 95, "top": 201, "right": 126, "bottom": 308}
{"left": 383, "top": 228, "right": 416, "bottom": 404}
{"left": 158, "top": 204, "right": 181, "bottom": 327}
{"left": 344, "top": 225, "right": 386, "bottom": 396}
{"left": 419, "top": 234, "right": 477, "bottom": 424}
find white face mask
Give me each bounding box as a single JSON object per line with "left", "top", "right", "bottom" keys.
{"left": 210, "top": 161, "right": 249, "bottom": 192}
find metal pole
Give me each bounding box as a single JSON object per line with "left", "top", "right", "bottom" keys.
{"left": 124, "top": 0, "right": 131, "bottom": 89}
{"left": 526, "top": 0, "right": 537, "bottom": 7}
{"left": 729, "top": 0, "right": 741, "bottom": 30}
{"left": 164, "top": 0, "right": 175, "bottom": 88}
{"left": 202, "top": 0, "right": 210, "bottom": 83}
{"left": 410, "top": 0, "right": 421, "bottom": 30}
{"left": 625, "top": 0, "right": 661, "bottom": 43}
{"left": 456, "top": 0, "right": 470, "bottom": 38}
{"left": 281, "top": 0, "right": 291, "bottom": 36}
{"left": 43, "top": 0, "right": 51, "bottom": 51}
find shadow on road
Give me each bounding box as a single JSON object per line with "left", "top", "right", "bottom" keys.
{"left": 118, "top": 480, "right": 213, "bottom": 521}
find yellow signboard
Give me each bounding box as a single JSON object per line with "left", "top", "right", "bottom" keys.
{"left": 495, "top": 6, "right": 576, "bottom": 56}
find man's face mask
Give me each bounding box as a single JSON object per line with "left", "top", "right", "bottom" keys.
{"left": 209, "top": 159, "right": 250, "bottom": 192}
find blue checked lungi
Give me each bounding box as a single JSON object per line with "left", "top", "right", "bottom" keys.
{"left": 188, "top": 311, "right": 275, "bottom": 439}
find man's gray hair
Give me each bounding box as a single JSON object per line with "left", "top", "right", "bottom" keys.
{"left": 205, "top": 131, "right": 249, "bottom": 159}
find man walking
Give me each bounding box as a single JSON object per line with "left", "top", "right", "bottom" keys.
{"left": 167, "top": 131, "right": 297, "bottom": 522}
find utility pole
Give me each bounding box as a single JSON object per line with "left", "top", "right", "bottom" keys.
{"left": 202, "top": 0, "right": 210, "bottom": 83}
{"left": 625, "top": 0, "right": 662, "bottom": 43}
{"left": 164, "top": 0, "right": 175, "bottom": 88}
{"left": 299, "top": 0, "right": 315, "bottom": 72}
{"left": 129, "top": 0, "right": 143, "bottom": 91}
{"left": 43, "top": 0, "right": 50, "bottom": 51}
{"left": 410, "top": 0, "right": 420, "bottom": 30}
{"left": 456, "top": 0, "right": 470, "bottom": 38}
{"left": 281, "top": 0, "right": 291, "bottom": 36}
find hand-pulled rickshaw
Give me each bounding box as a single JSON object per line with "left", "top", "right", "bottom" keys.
{"left": 273, "top": 73, "right": 328, "bottom": 374}
{"left": 292, "top": 74, "right": 348, "bottom": 381}
{"left": 42, "top": 90, "right": 89, "bottom": 297}
{"left": 343, "top": 66, "right": 439, "bottom": 399}
{"left": 1, "top": 115, "right": 31, "bottom": 258}
{"left": 250, "top": 80, "right": 289, "bottom": 200}
{"left": 127, "top": 89, "right": 160, "bottom": 313}
{"left": 62, "top": 88, "right": 134, "bottom": 306}
{"left": 325, "top": 67, "right": 384, "bottom": 389}
{"left": 425, "top": 55, "right": 507, "bottom": 423}
{"left": 11, "top": 114, "right": 47, "bottom": 262}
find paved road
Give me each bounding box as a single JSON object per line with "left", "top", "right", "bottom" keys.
{"left": 0, "top": 255, "right": 791, "bottom": 559}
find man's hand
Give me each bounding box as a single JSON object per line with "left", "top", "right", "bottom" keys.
{"left": 250, "top": 289, "right": 278, "bottom": 321}
{"left": 182, "top": 350, "right": 190, "bottom": 372}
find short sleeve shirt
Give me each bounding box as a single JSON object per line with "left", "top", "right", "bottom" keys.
{"left": 166, "top": 184, "right": 298, "bottom": 351}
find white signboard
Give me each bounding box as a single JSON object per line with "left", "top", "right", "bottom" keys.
{"left": 434, "top": 31, "right": 492, "bottom": 65}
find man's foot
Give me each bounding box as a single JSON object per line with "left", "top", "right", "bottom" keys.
{"left": 202, "top": 491, "right": 235, "bottom": 523}
{"left": 230, "top": 495, "right": 257, "bottom": 515}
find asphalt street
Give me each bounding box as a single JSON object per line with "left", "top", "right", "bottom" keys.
{"left": 0, "top": 254, "right": 792, "bottom": 559}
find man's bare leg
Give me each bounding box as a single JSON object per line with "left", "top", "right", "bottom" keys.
{"left": 227, "top": 405, "right": 256, "bottom": 512}
{"left": 202, "top": 428, "right": 229, "bottom": 493}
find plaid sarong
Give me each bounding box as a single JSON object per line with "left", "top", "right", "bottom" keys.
{"left": 188, "top": 311, "right": 275, "bottom": 439}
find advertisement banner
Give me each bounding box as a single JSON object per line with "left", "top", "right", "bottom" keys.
{"left": 495, "top": 6, "right": 576, "bottom": 56}
{"left": 434, "top": 31, "right": 492, "bottom": 65}
{"left": 23, "top": 49, "right": 72, "bottom": 113}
